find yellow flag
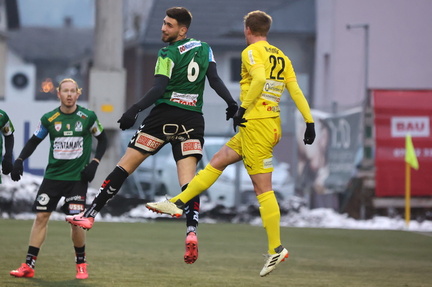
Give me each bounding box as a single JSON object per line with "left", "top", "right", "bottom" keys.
{"left": 405, "top": 134, "right": 419, "bottom": 170}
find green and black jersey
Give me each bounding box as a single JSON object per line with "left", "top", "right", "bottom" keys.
{"left": 154, "top": 38, "right": 214, "bottom": 113}
{"left": 0, "top": 109, "right": 15, "bottom": 155}
{"left": 0, "top": 109, "right": 15, "bottom": 183}
{"left": 34, "top": 105, "right": 104, "bottom": 181}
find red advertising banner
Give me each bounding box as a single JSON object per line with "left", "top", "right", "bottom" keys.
{"left": 373, "top": 90, "right": 432, "bottom": 197}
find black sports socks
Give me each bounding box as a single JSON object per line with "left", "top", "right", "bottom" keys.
{"left": 84, "top": 166, "right": 129, "bottom": 217}
{"left": 25, "top": 246, "right": 39, "bottom": 268}
{"left": 182, "top": 183, "right": 200, "bottom": 234}
{"left": 74, "top": 246, "right": 86, "bottom": 264}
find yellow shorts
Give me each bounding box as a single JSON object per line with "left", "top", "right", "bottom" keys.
{"left": 226, "top": 117, "right": 281, "bottom": 175}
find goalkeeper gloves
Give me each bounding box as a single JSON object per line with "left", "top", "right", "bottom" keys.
{"left": 11, "top": 158, "right": 23, "bottom": 181}
{"left": 225, "top": 102, "right": 238, "bottom": 120}
{"left": 117, "top": 105, "right": 140, "bottom": 130}
{"left": 303, "top": 122, "right": 316, "bottom": 145}
{"left": 81, "top": 160, "right": 99, "bottom": 183}
{"left": 2, "top": 157, "right": 13, "bottom": 175}
{"left": 233, "top": 107, "right": 247, "bottom": 132}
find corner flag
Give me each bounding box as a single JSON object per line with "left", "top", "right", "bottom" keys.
{"left": 405, "top": 134, "right": 419, "bottom": 170}
{"left": 404, "top": 133, "right": 418, "bottom": 227}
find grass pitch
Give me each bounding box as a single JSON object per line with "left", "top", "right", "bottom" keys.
{"left": 0, "top": 219, "right": 431, "bottom": 287}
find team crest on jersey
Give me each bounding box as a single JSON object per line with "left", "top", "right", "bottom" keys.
{"left": 75, "top": 121, "right": 83, "bottom": 132}
{"left": 178, "top": 40, "right": 201, "bottom": 54}
{"left": 55, "top": 122, "right": 62, "bottom": 131}
{"left": 77, "top": 111, "right": 88, "bottom": 119}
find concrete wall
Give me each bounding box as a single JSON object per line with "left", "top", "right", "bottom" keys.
{"left": 0, "top": 0, "right": 7, "bottom": 99}
{"left": 314, "top": 0, "right": 432, "bottom": 112}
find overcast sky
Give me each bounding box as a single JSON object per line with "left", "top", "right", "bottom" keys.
{"left": 17, "top": 0, "right": 95, "bottom": 28}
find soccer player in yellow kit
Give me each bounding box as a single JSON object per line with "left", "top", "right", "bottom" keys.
{"left": 146, "top": 10, "right": 315, "bottom": 277}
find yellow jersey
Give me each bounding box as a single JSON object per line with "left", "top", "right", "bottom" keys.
{"left": 240, "top": 40, "right": 313, "bottom": 123}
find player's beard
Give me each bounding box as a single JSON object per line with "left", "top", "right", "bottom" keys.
{"left": 62, "top": 98, "right": 77, "bottom": 109}
{"left": 162, "top": 32, "right": 178, "bottom": 44}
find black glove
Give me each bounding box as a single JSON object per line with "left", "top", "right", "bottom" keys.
{"left": 11, "top": 159, "right": 23, "bottom": 181}
{"left": 225, "top": 102, "right": 239, "bottom": 120}
{"left": 2, "top": 157, "right": 13, "bottom": 175}
{"left": 303, "top": 122, "right": 316, "bottom": 145}
{"left": 233, "top": 107, "right": 247, "bottom": 132}
{"left": 81, "top": 160, "right": 99, "bottom": 182}
{"left": 117, "top": 105, "right": 140, "bottom": 130}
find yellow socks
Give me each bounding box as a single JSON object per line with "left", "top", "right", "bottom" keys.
{"left": 257, "top": 190, "right": 282, "bottom": 254}
{"left": 170, "top": 164, "right": 222, "bottom": 204}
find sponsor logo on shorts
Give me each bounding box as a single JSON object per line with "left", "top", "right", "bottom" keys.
{"left": 64, "top": 195, "right": 85, "bottom": 203}
{"left": 37, "top": 193, "right": 50, "bottom": 206}
{"left": 69, "top": 204, "right": 84, "bottom": 213}
{"left": 263, "top": 158, "right": 273, "bottom": 169}
{"left": 135, "top": 133, "right": 164, "bottom": 152}
{"left": 181, "top": 139, "right": 202, "bottom": 156}
{"left": 163, "top": 124, "right": 193, "bottom": 142}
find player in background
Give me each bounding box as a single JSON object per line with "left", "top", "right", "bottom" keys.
{"left": 0, "top": 109, "right": 15, "bottom": 182}
{"left": 146, "top": 10, "right": 316, "bottom": 276}
{"left": 9, "top": 78, "right": 107, "bottom": 279}
{"left": 66, "top": 7, "right": 238, "bottom": 265}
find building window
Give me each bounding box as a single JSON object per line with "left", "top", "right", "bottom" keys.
{"left": 230, "top": 58, "right": 241, "bottom": 82}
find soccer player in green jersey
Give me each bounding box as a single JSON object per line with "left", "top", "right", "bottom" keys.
{"left": 66, "top": 7, "right": 238, "bottom": 265}
{"left": 146, "top": 10, "right": 316, "bottom": 276}
{"left": 9, "top": 78, "right": 107, "bottom": 279}
{"left": 0, "top": 109, "right": 15, "bottom": 182}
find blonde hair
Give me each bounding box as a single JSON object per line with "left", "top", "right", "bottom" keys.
{"left": 56, "top": 78, "right": 82, "bottom": 94}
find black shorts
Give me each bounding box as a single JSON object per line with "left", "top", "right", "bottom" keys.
{"left": 32, "top": 178, "right": 87, "bottom": 215}
{"left": 128, "top": 104, "right": 205, "bottom": 162}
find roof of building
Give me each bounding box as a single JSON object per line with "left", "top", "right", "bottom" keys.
{"left": 7, "top": 0, "right": 315, "bottom": 61}
{"left": 7, "top": 26, "right": 93, "bottom": 63}
{"left": 140, "top": 0, "right": 315, "bottom": 50}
